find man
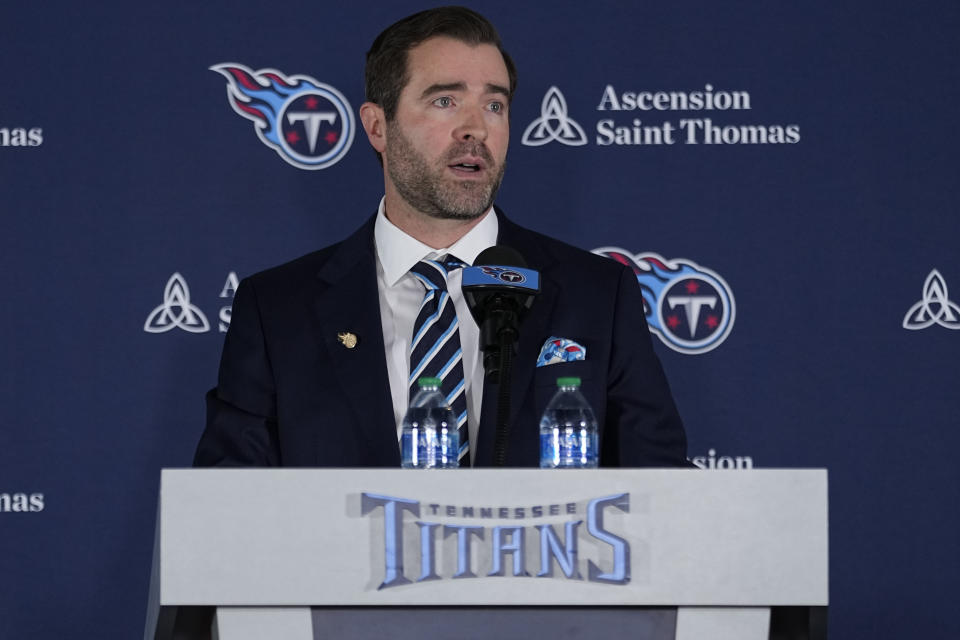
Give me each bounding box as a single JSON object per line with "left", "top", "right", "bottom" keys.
{"left": 194, "top": 6, "right": 688, "bottom": 468}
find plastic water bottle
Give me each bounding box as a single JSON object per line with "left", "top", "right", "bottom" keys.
{"left": 539, "top": 377, "right": 598, "bottom": 468}
{"left": 401, "top": 377, "right": 460, "bottom": 469}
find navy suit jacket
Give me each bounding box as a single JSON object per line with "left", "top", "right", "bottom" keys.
{"left": 194, "top": 210, "right": 688, "bottom": 467}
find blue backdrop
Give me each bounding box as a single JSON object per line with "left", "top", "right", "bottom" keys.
{"left": 2, "top": 1, "right": 958, "bottom": 637}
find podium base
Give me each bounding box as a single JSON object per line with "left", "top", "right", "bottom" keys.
{"left": 165, "top": 604, "right": 824, "bottom": 640}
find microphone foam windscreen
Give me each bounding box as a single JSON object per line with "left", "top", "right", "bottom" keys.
{"left": 474, "top": 245, "right": 527, "bottom": 268}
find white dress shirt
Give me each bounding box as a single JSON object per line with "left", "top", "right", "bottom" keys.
{"left": 374, "top": 198, "right": 498, "bottom": 464}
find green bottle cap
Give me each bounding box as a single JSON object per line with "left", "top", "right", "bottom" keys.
{"left": 557, "top": 377, "right": 581, "bottom": 387}
{"left": 417, "top": 377, "right": 442, "bottom": 388}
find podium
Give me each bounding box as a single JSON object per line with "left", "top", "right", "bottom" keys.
{"left": 145, "top": 469, "right": 827, "bottom": 640}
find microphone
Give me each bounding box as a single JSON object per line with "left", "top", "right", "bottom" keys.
{"left": 462, "top": 246, "right": 540, "bottom": 379}
{"left": 462, "top": 246, "right": 540, "bottom": 466}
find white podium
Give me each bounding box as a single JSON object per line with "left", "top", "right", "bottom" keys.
{"left": 145, "top": 469, "right": 827, "bottom": 640}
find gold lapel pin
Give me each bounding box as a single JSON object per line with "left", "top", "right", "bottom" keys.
{"left": 337, "top": 332, "right": 358, "bottom": 349}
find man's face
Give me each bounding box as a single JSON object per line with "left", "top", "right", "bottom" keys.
{"left": 384, "top": 36, "right": 510, "bottom": 220}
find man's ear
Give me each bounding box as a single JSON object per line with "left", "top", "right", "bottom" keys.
{"left": 359, "top": 102, "right": 387, "bottom": 154}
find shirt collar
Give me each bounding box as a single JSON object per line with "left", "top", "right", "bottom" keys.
{"left": 374, "top": 197, "right": 499, "bottom": 287}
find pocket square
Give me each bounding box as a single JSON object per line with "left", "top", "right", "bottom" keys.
{"left": 537, "top": 336, "right": 586, "bottom": 367}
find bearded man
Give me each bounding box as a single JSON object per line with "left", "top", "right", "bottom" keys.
{"left": 195, "top": 6, "right": 688, "bottom": 468}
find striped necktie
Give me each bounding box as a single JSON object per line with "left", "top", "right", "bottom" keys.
{"left": 408, "top": 256, "right": 469, "bottom": 466}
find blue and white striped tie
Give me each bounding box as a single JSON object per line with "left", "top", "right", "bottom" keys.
{"left": 409, "top": 256, "right": 469, "bottom": 466}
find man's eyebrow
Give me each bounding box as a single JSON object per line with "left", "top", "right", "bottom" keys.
{"left": 420, "top": 82, "right": 467, "bottom": 99}
{"left": 418, "top": 82, "right": 511, "bottom": 99}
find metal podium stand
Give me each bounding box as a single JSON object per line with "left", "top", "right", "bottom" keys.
{"left": 145, "top": 468, "right": 827, "bottom": 640}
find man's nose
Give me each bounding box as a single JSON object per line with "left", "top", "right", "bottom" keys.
{"left": 453, "top": 106, "right": 488, "bottom": 142}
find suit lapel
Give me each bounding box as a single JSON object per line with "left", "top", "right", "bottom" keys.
{"left": 311, "top": 211, "right": 558, "bottom": 467}
{"left": 313, "top": 216, "right": 400, "bottom": 465}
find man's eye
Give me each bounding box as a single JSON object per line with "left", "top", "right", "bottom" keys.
{"left": 433, "top": 96, "right": 453, "bottom": 108}
{"left": 488, "top": 101, "right": 504, "bottom": 113}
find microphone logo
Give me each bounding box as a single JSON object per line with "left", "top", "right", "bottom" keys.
{"left": 479, "top": 266, "right": 527, "bottom": 284}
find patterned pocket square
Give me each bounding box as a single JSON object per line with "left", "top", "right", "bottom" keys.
{"left": 537, "top": 336, "right": 586, "bottom": 367}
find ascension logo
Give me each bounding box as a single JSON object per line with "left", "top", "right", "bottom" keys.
{"left": 212, "top": 63, "right": 355, "bottom": 170}
{"left": 522, "top": 83, "right": 799, "bottom": 147}
{"left": 690, "top": 448, "right": 754, "bottom": 470}
{"left": 902, "top": 269, "right": 960, "bottom": 330}
{"left": 144, "top": 273, "right": 211, "bottom": 334}
{"left": 594, "top": 248, "right": 735, "bottom": 354}
{"left": 521, "top": 86, "right": 588, "bottom": 147}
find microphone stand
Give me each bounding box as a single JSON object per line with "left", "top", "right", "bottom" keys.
{"left": 481, "top": 299, "right": 520, "bottom": 466}
{"left": 492, "top": 328, "right": 516, "bottom": 466}
{"left": 463, "top": 248, "right": 539, "bottom": 467}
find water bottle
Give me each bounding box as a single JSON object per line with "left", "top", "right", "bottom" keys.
{"left": 401, "top": 377, "right": 460, "bottom": 469}
{"left": 539, "top": 377, "right": 598, "bottom": 468}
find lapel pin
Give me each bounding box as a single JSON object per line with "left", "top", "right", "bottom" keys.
{"left": 337, "top": 332, "right": 358, "bottom": 349}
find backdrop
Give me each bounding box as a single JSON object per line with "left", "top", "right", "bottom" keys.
{"left": 2, "top": 1, "right": 958, "bottom": 637}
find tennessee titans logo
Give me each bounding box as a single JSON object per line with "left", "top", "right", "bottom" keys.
{"left": 593, "top": 248, "right": 735, "bottom": 354}
{"left": 480, "top": 266, "right": 526, "bottom": 283}
{"left": 212, "top": 63, "right": 355, "bottom": 170}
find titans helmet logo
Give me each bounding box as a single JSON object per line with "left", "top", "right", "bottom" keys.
{"left": 593, "top": 248, "right": 735, "bottom": 354}
{"left": 212, "top": 63, "right": 355, "bottom": 170}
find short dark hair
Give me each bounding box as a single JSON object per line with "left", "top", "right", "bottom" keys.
{"left": 365, "top": 6, "right": 517, "bottom": 121}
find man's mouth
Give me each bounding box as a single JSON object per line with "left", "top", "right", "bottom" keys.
{"left": 447, "top": 153, "right": 489, "bottom": 175}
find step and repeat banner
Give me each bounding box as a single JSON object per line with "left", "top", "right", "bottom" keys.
{"left": 2, "top": 1, "right": 957, "bottom": 638}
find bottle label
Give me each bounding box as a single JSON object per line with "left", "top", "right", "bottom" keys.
{"left": 540, "top": 427, "right": 598, "bottom": 469}
{"left": 401, "top": 408, "right": 459, "bottom": 469}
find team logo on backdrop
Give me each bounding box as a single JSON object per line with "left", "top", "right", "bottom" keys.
{"left": 212, "top": 63, "right": 355, "bottom": 170}
{"left": 903, "top": 269, "right": 960, "bottom": 330}
{"left": 522, "top": 86, "right": 588, "bottom": 147}
{"left": 144, "top": 273, "right": 211, "bottom": 334}
{"left": 594, "top": 248, "right": 735, "bottom": 354}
